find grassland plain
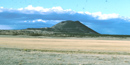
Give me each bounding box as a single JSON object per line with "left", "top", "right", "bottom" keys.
{"left": 0, "top": 35, "right": 130, "bottom": 65}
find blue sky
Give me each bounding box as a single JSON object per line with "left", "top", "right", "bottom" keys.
{"left": 0, "top": 0, "right": 130, "bottom": 35}
{"left": 0, "top": 0, "right": 130, "bottom": 16}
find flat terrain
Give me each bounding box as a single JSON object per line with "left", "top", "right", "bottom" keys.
{"left": 0, "top": 35, "right": 130, "bottom": 65}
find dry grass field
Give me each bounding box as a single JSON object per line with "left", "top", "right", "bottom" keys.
{"left": 0, "top": 35, "right": 130, "bottom": 65}
{"left": 0, "top": 35, "right": 130, "bottom": 52}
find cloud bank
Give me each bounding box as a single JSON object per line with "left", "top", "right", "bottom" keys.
{"left": 0, "top": 5, "right": 130, "bottom": 35}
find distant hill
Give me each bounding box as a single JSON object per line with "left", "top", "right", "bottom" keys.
{"left": 2, "top": 21, "right": 130, "bottom": 37}
{"left": 27, "top": 20, "right": 99, "bottom": 34}
{"left": 0, "top": 20, "right": 99, "bottom": 36}
{"left": 51, "top": 20, "right": 99, "bottom": 34}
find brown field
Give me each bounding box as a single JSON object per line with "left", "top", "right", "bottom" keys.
{"left": 0, "top": 35, "right": 130, "bottom": 53}
{"left": 1, "top": 35, "right": 130, "bottom": 65}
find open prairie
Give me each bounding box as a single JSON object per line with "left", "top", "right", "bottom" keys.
{"left": 0, "top": 35, "right": 130, "bottom": 65}
{"left": 0, "top": 35, "right": 130, "bottom": 52}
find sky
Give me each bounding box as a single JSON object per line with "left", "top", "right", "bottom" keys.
{"left": 0, "top": 0, "right": 130, "bottom": 35}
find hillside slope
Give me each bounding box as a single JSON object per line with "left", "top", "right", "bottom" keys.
{"left": 51, "top": 20, "right": 99, "bottom": 34}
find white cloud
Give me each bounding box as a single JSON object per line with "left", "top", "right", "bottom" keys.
{"left": 25, "top": 5, "right": 34, "bottom": 10}
{"left": 24, "top": 5, "right": 50, "bottom": 12}
{"left": 85, "top": 12, "right": 91, "bottom": 15}
{"left": 0, "top": 5, "right": 128, "bottom": 20}
{"left": 17, "top": 5, "right": 74, "bottom": 14}
{"left": 24, "top": 19, "right": 46, "bottom": 23}
{"left": 18, "top": 8, "right": 23, "bottom": 10}
{"left": 52, "top": 6, "right": 63, "bottom": 11}
{"left": 0, "top": 7, "right": 3, "bottom": 9}
{"left": 84, "top": 12, "right": 119, "bottom": 20}
{"left": 0, "top": 7, "right": 4, "bottom": 12}
{"left": 77, "top": 11, "right": 120, "bottom": 20}
{"left": 51, "top": 6, "right": 66, "bottom": 13}
{"left": 78, "top": 11, "right": 84, "bottom": 14}
{"left": 24, "top": 20, "right": 65, "bottom": 23}
{"left": 36, "top": 19, "right": 46, "bottom": 23}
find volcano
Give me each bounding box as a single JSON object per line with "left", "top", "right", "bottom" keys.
{"left": 27, "top": 20, "right": 99, "bottom": 34}
{"left": 51, "top": 20, "right": 99, "bottom": 34}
